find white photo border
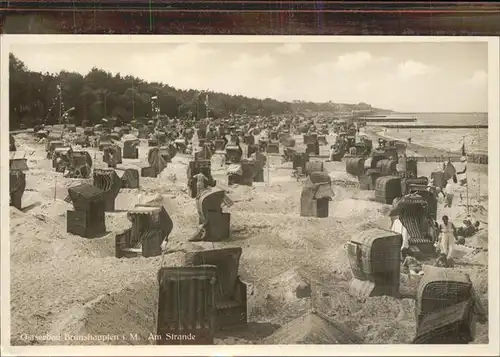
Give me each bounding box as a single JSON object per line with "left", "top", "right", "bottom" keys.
{"left": 1, "top": 35, "right": 499, "bottom": 357}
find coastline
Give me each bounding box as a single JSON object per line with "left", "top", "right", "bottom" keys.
{"left": 363, "top": 126, "right": 481, "bottom": 158}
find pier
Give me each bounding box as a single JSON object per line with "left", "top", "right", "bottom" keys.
{"left": 354, "top": 117, "right": 418, "bottom": 123}
{"left": 379, "top": 124, "right": 488, "bottom": 129}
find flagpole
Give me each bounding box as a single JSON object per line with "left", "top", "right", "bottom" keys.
{"left": 463, "top": 136, "right": 470, "bottom": 216}
{"left": 205, "top": 92, "right": 209, "bottom": 119}
{"left": 132, "top": 81, "right": 135, "bottom": 120}
{"left": 476, "top": 126, "right": 480, "bottom": 204}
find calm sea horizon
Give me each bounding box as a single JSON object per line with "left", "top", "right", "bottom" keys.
{"left": 375, "top": 112, "right": 488, "bottom": 154}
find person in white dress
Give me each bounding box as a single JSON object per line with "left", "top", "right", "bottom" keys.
{"left": 443, "top": 179, "right": 458, "bottom": 208}
{"left": 439, "top": 215, "right": 456, "bottom": 261}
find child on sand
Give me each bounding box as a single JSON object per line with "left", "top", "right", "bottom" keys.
{"left": 328, "top": 145, "right": 336, "bottom": 161}
{"left": 401, "top": 248, "right": 424, "bottom": 276}
{"left": 456, "top": 220, "right": 480, "bottom": 237}
{"left": 435, "top": 253, "right": 449, "bottom": 268}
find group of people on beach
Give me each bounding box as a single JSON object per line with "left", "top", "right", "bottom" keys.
{"left": 394, "top": 152, "right": 477, "bottom": 274}
{"left": 391, "top": 215, "right": 456, "bottom": 275}
{"left": 397, "top": 214, "right": 480, "bottom": 275}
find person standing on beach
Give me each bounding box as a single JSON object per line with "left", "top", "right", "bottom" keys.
{"left": 438, "top": 215, "right": 456, "bottom": 265}
{"left": 443, "top": 178, "right": 457, "bottom": 208}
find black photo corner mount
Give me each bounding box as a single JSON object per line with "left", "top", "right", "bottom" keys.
{"left": 0, "top": 1, "right": 499, "bottom": 35}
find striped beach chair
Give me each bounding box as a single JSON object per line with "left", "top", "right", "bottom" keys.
{"left": 396, "top": 194, "right": 436, "bottom": 257}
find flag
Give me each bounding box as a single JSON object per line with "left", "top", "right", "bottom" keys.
{"left": 151, "top": 96, "right": 158, "bottom": 100}
{"left": 461, "top": 142, "right": 466, "bottom": 156}
{"left": 204, "top": 94, "right": 209, "bottom": 108}
{"left": 443, "top": 161, "right": 456, "bottom": 182}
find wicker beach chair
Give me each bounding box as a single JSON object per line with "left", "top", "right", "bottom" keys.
{"left": 156, "top": 266, "right": 217, "bottom": 345}
{"left": 67, "top": 151, "right": 92, "bottom": 178}
{"left": 225, "top": 145, "right": 242, "bottom": 164}
{"left": 292, "top": 152, "right": 309, "bottom": 172}
{"left": 345, "top": 157, "right": 366, "bottom": 177}
{"left": 400, "top": 176, "right": 428, "bottom": 195}
{"left": 66, "top": 184, "right": 106, "bottom": 238}
{"left": 115, "top": 204, "right": 173, "bottom": 258}
{"left": 304, "top": 161, "right": 324, "bottom": 176}
{"left": 374, "top": 176, "right": 402, "bottom": 204}
{"left": 184, "top": 248, "right": 247, "bottom": 329}
{"left": 413, "top": 299, "right": 476, "bottom": 344}
{"left": 115, "top": 167, "right": 140, "bottom": 189}
{"left": 93, "top": 169, "right": 121, "bottom": 211}
{"left": 266, "top": 141, "right": 280, "bottom": 154}
{"left": 187, "top": 160, "right": 215, "bottom": 198}
{"left": 300, "top": 174, "right": 334, "bottom": 218}
{"left": 415, "top": 268, "right": 487, "bottom": 327}
{"left": 347, "top": 228, "right": 402, "bottom": 298}
{"left": 9, "top": 151, "right": 29, "bottom": 172}
{"left": 9, "top": 170, "right": 26, "bottom": 210}
{"left": 123, "top": 139, "right": 140, "bottom": 159}
{"left": 395, "top": 193, "right": 436, "bottom": 257}
{"left": 196, "top": 188, "right": 231, "bottom": 241}
{"left": 376, "top": 159, "right": 398, "bottom": 177}
{"left": 10, "top": 133, "right": 16, "bottom": 152}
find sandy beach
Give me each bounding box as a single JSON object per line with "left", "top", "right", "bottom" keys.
{"left": 9, "top": 129, "right": 489, "bottom": 345}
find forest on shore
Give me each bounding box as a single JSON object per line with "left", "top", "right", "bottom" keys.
{"left": 9, "top": 53, "right": 375, "bottom": 129}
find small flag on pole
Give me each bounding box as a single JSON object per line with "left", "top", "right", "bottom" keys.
{"left": 459, "top": 138, "right": 468, "bottom": 187}
{"left": 204, "top": 94, "right": 209, "bottom": 107}
{"left": 151, "top": 96, "right": 158, "bottom": 100}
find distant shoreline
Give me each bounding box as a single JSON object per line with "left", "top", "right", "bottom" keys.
{"left": 389, "top": 112, "right": 487, "bottom": 115}
{"left": 363, "top": 127, "right": 465, "bottom": 158}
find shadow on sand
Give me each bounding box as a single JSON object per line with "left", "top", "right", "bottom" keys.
{"left": 215, "top": 321, "right": 281, "bottom": 342}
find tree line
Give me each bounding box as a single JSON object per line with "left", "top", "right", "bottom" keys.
{"left": 9, "top": 53, "right": 376, "bottom": 129}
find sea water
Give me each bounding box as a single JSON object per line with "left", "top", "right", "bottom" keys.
{"left": 374, "top": 112, "right": 488, "bottom": 154}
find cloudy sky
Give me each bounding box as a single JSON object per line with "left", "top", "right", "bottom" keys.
{"left": 10, "top": 41, "right": 488, "bottom": 112}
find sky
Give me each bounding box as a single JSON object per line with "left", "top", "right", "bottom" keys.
{"left": 10, "top": 41, "right": 488, "bottom": 113}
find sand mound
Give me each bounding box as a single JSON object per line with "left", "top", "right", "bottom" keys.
{"left": 467, "top": 230, "right": 488, "bottom": 250}
{"left": 164, "top": 241, "right": 206, "bottom": 254}
{"left": 114, "top": 191, "right": 162, "bottom": 211}
{"left": 340, "top": 296, "right": 417, "bottom": 344}
{"left": 85, "top": 236, "right": 118, "bottom": 258}
{"left": 453, "top": 205, "right": 488, "bottom": 225}
{"left": 10, "top": 207, "right": 67, "bottom": 264}
{"left": 250, "top": 268, "right": 325, "bottom": 323}
{"left": 50, "top": 279, "right": 158, "bottom": 345}
{"left": 121, "top": 134, "right": 138, "bottom": 141}
{"left": 264, "top": 311, "right": 363, "bottom": 344}
{"left": 269, "top": 269, "right": 311, "bottom": 299}
{"left": 328, "top": 171, "right": 358, "bottom": 185}
{"left": 464, "top": 251, "right": 488, "bottom": 267}
{"left": 329, "top": 198, "right": 383, "bottom": 219}
{"left": 28, "top": 200, "right": 72, "bottom": 224}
